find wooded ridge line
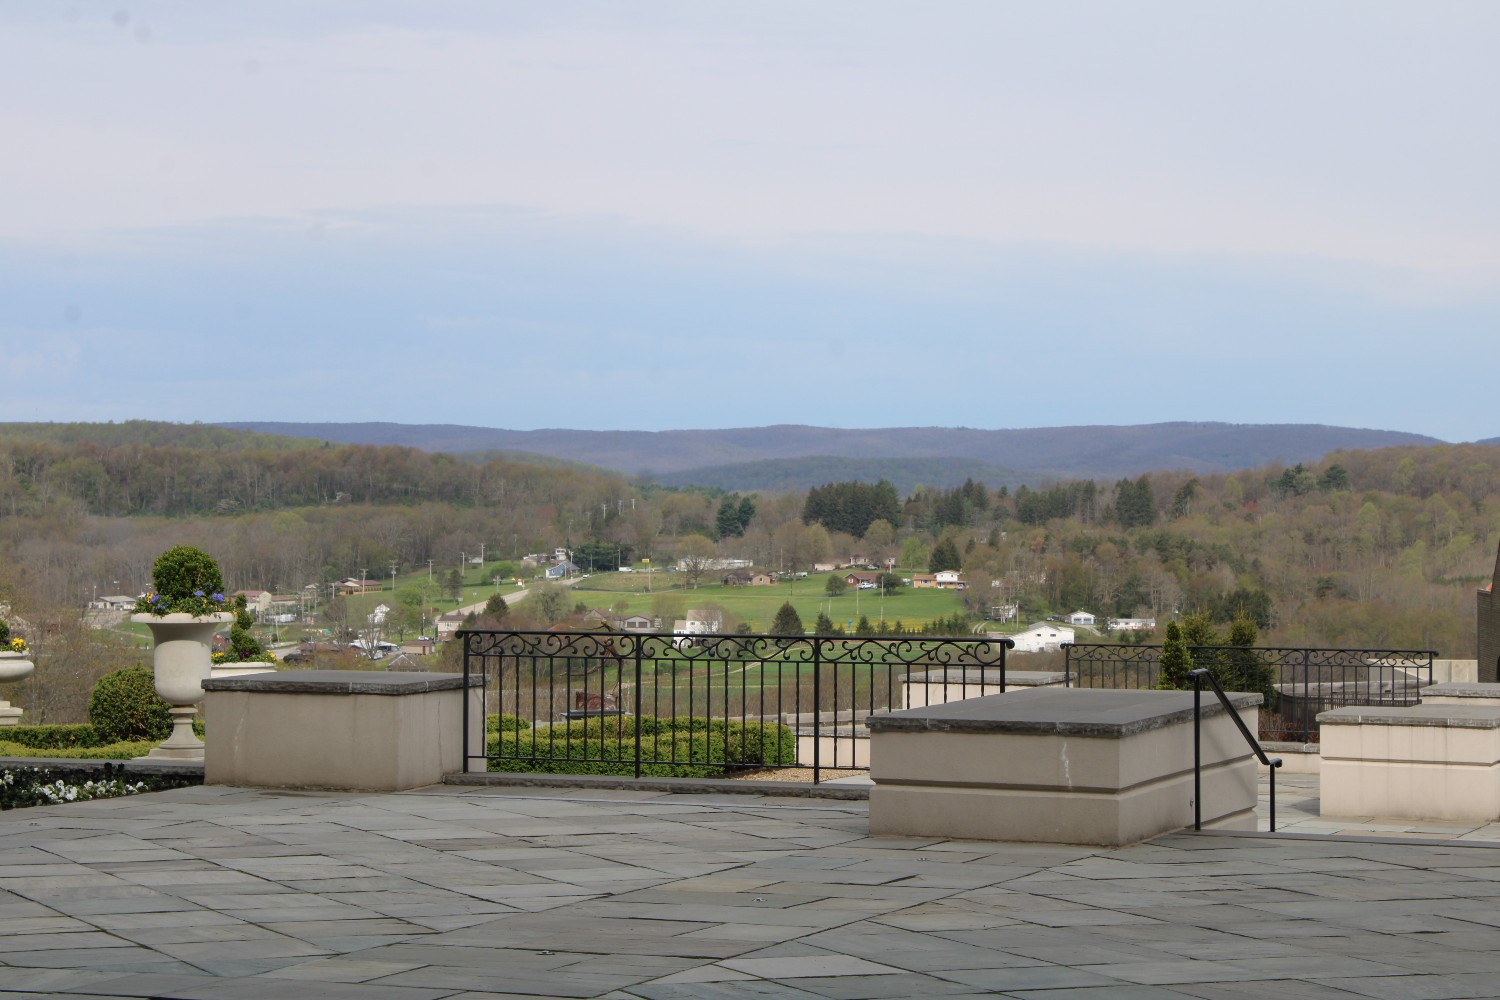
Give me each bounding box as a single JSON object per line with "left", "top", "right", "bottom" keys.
{"left": 214, "top": 419, "right": 1452, "bottom": 490}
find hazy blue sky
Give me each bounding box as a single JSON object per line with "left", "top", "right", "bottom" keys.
{"left": 3, "top": 2, "right": 1497, "bottom": 440}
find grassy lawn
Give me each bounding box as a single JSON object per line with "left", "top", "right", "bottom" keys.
{"left": 567, "top": 573, "right": 968, "bottom": 632}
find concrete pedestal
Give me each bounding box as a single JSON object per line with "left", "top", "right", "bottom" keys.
{"left": 203, "top": 671, "right": 483, "bottom": 791}
{"left": 867, "top": 687, "right": 1262, "bottom": 847}
{"left": 1419, "top": 682, "right": 1500, "bottom": 707}
{"left": 1319, "top": 703, "right": 1500, "bottom": 822}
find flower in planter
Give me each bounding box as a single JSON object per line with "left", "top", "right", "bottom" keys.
{"left": 8, "top": 637, "right": 27, "bottom": 654}
{"left": 133, "top": 546, "right": 232, "bottom": 617}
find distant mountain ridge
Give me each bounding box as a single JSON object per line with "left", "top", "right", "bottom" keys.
{"left": 219, "top": 421, "right": 1444, "bottom": 489}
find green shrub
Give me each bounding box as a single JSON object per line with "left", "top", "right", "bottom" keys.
{"left": 88, "top": 666, "right": 172, "bottom": 742}
{"left": 485, "top": 714, "right": 532, "bottom": 734}
{"left": 0, "top": 724, "right": 105, "bottom": 750}
{"left": 136, "top": 545, "right": 229, "bottom": 616}
{"left": 488, "top": 716, "right": 797, "bottom": 777}
{"left": 0, "top": 740, "right": 158, "bottom": 761}
{"left": 152, "top": 545, "right": 225, "bottom": 599}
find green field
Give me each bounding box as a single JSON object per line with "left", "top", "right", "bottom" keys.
{"left": 567, "top": 572, "right": 969, "bottom": 632}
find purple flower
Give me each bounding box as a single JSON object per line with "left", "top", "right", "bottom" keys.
{"left": 211, "top": 593, "right": 224, "bottom": 603}
{"left": 150, "top": 594, "right": 160, "bottom": 604}
{"left": 193, "top": 590, "right": 205, "bottom": 597}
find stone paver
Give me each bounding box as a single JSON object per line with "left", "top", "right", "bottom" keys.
{"left": 4, "top": 781, "right": 1500, "bottom": 997}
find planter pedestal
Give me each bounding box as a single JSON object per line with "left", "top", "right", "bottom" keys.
{"left": 0, "top": 650, "right": 34, "bottom": 726}
{"left": 131, "top": 613, "right": 234, "bottom": 760}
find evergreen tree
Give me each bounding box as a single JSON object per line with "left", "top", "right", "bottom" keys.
{"left": 715, "top": 497, "right": 744, "bottom": 539}
{"left": 928, "top": 537, "right": 961, "bottom": 573}
{"left": 1157, "top": 620, "right": 1193, "bottom": 690}
{"left": 770, "top": 602, "right": 804, "bottom": 635}
{"left": 1114, "top": 475, "right": 1157, "bottom": 528}
{"left": 444, "top": 567, "right": 463, "bottom": 600}
{"left": 814, "top": 612, "right": 836, "bottom": 634}
{"left": 1224, "top": 611, "right": 1275, "bottom": 704}
{"left": 483, "top": 592, "right": 510, "bottom": 620}
{"left": 855, "top": 615, "right": 874, "bottom": 636}
{"left": 229, "top": 594, "right": 264, "bottom": 660}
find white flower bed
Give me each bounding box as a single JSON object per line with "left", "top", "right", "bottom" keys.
{"left": 0, "top": 765, "right": 183, "bottom": 810}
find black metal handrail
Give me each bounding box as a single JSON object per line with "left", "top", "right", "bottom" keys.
{"left": 459, "top": 629, "right": 1013, "bottom": 783}
{"left": 1189, "top": 667, "right": 1283, "bottom": 833}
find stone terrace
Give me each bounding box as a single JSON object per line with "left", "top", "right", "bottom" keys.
{"left": 6, "top": 783, "right": 1500, "bottom": 998}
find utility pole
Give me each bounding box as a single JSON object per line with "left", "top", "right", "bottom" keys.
{"left": 389, "top": 562, "right": 398, "bottom": 593}
{"left": 359, "top": 568, "right": 367, "bottom": 596}
{"left": 427, "top": 559, "right": 434, "bottom": 583}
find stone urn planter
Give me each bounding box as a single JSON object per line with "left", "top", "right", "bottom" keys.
{"left": 132, "top": 612, "right": 234, "bottom": 759}
{"left": 0, "top": 649, "right": 34, "bottom": 726}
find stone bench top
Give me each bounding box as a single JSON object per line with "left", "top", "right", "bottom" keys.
{"left": 1421, "top": 683, "right": 1500, "bottom": 699}
{"left": 867, "top": 686, "right": 1261, "bottom": 738}
{"left": 1317, "top": 703, "right": 1500, "bottom": 728}
{"left": 202, "top": 670, "right": 477, "bottom": 695}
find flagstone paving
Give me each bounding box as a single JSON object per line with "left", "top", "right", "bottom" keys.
{"left": 5, "top": 782, "right": 1500, "bottom": 998}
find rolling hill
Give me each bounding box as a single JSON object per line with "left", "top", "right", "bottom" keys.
{"left": 219, "top": 421, "right": 1443, "bottom": 489}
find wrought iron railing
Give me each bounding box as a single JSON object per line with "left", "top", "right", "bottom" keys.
{"left": 460, "top": 630, "right": 1012, "bottom": 782}
{"left": 1063, "top": 643, "right": 1436, "bottom": 742}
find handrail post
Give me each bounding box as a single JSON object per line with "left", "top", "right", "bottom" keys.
{"left": 1269, "top": 759, "right": 1279, "bottom": 832}
{"left": 1193, "top": 670, "right": 1202, "bottom": 832}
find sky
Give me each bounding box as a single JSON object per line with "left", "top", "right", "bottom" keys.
{"left": 2, "top": 2, "right": 1497, "bottom": 441}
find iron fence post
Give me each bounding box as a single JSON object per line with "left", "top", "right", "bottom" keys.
{"left": 461, "top": 631, "right": 472, "bottom": 771}
{"left": 812, "top": 638, "right": 822, "bottom": 784}
{"left": 634, "top": 637, "right": 643, "bottom": 779}
{"left": 1301, "top": 648, "right": 1311, "bottom": 743}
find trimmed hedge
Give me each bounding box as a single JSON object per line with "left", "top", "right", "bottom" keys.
{"left": 489, "top": 716, "right": 798, "bottom": 777}
{"left": 0, "top": 724, "right": 106, "bottom": 750}
{"left": 485, "top": 714, "right": 532, "bottom": 734}
{"left": 0, "top": 740, "right": 158, "bottom": 760}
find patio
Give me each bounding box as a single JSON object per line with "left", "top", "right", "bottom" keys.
{"left": 6, "top": 779, "right": 1500, "bottom": 998}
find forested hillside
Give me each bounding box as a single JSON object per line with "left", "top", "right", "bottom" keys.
{"left": 221, "top": 420, "right": 1443, "bottom": 482}
{"left": 0, "top": 423, "right": 1496, "bottom": 662}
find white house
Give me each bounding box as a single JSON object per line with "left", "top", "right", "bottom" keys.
{"left": 367, "top": 603, "right": 390, "bottom": 624}
{"left": 1007, "top": 623, "right": 1076, "bottom": 653}
{"left": 1067, "top": 610, "right": 1096, "bottom": 626}
{"left": 1108, "top": 617, "right": 1157, "bottom": 631}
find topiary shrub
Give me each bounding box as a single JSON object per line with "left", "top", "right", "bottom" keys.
{"left": 135, "top": 546, "right": 229, "bottom": 616}
{"left": 88, "top": 666, "right": 172, "bottom": 742}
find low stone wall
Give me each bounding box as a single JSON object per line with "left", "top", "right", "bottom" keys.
{"left": 896, "top": 669, "right": 1065, "bottom": 710}
{"left": 203, "top": 671, "right": 483, "bottom": 791}
{"left": 1319, "top": 703, "right": 1500, "bottom": 822}
{"left": 867, "top": 686, "right": 1261, "bottom": 847}
{"left": 1418, "top": 682, "right": 1500, "bottom": 706}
